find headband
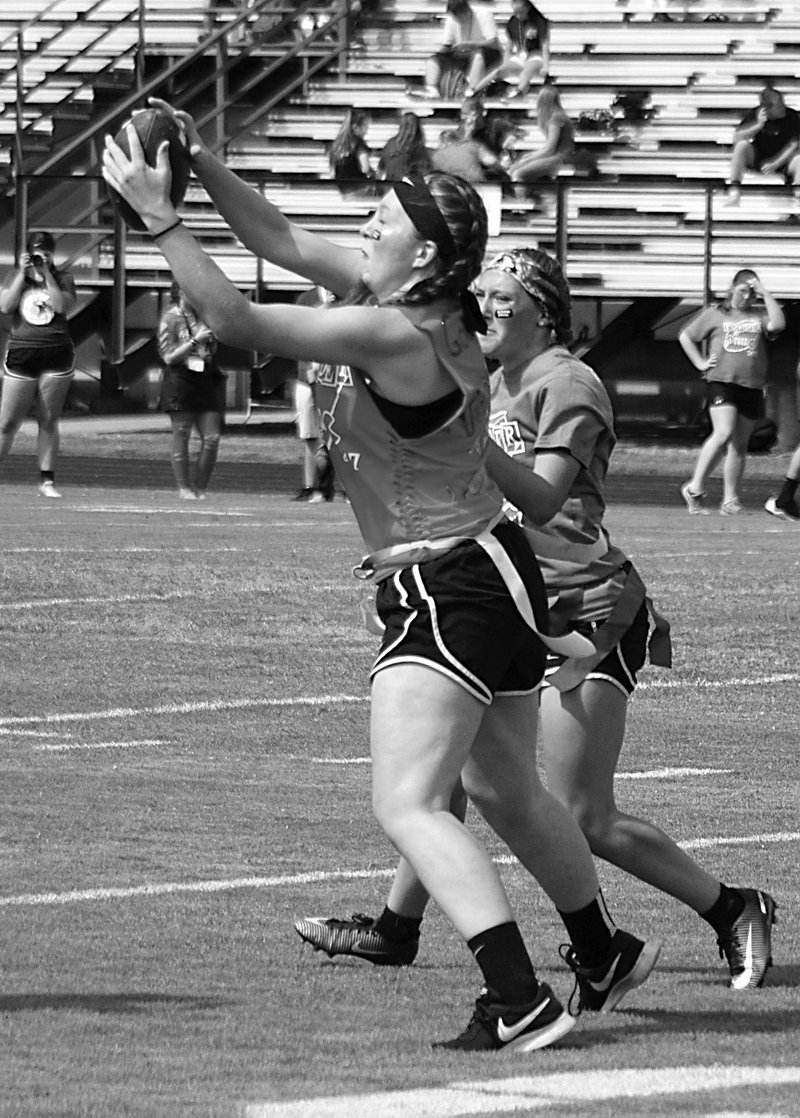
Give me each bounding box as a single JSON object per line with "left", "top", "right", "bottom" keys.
{"left": 395, "top": 177, "right": 457, "bottom": 261}
{"left": 484, "top": 250, "right": 560, "bottom": 325}
{"left": 395, "top": 177, "right": 486, "bottom": 334}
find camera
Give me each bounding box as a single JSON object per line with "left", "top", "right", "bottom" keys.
{"left": 31, "top": 252, "right": 45, "bottom": 267}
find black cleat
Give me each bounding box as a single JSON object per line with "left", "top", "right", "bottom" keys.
{"left": 293, "top": 913, "right": 419, "bottom": 966}
{"left": 717, "top": 888, "right": 777, "bottom": 989}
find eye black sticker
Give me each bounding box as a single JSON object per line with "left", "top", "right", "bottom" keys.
{"left": 495, "top": 308, "right": 514, "bottom": 319}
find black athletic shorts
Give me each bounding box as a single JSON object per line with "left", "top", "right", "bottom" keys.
{"left": 5, "top": 344, "right": 74, "bottom": 377}
{"left": 370, "top": 520, "right": 548, "bottom": 704}
{"left": 706, "top": 380, "right": 765, "bottom": 421}
{"left": 544, "top": 601, "right": 649, "bottom": 697}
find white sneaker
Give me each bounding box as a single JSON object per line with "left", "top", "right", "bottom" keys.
{"left": 38, "top": 480, "right": 62, "bottom": 499}
{"left": 721, "top": 187, "right": 741, "bottom": 208}
{"left": 178, "top": 487, "right": 198, "bottom": 500}
{"left": 720, "top": 497, "right": 742, "bottom": 516}
{"left": 680, "top": 481, "right": 709, "bottom": 515}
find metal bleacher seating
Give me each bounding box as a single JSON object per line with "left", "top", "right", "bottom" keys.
{"left": 6, "top": 0, "right": 800, "bottom": 304}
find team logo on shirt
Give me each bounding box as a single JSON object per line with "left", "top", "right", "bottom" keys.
{"left": 19, "top": 287, "right": 55, "bottom": 326}
{"left": 489, "top": 409, "right": 525, "bottom": 457}
{"left": 315, "top": 364, "right": 353, "bottom": 388}
{"left": 721, "top": 318, "right": 762, "bottom": 357}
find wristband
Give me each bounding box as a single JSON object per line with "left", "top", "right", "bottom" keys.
{"left": 152, "top": 218, "right": 183, "bottom": 240}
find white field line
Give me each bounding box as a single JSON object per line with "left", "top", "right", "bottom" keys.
{"left": 1, "top": 833, "right": 797, "bottom": 909}
{"left": 1, "top": 547, "right": 252, "bottom": 554}
{"left": 0, "top": 695, "right": 367, "bottom": 728}
{"left": 4, "top": 584, "right": 352, "bottom": 610}
{"left": 5, "top": 592, "right": 193, "bottom": 610}
{"left": 244, "top": 1066, "right": 800, "bottom": 1118}
{"left": 1, "top": 673, "right": 799, "bottom": 730}
{"left": 74, "top": 506, "right": 254, "bottom": 517}
{"left": 35, "top": 740, "right": 170, "bottom": 753}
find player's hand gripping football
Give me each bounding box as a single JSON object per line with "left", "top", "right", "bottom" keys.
{"left": 102, "top": 122, "right": 176, "bottom": 232}
{"left": 147, "top": 97, "right": 205, "bottom": 161}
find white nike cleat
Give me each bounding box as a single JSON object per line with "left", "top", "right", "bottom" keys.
{"left": 433, "top": 983, "right": 575, "bottom": 1052}
{"left": 718, "top": 888, "right": 776, "bottom": 989}
{"left": 561, "top": 930, "right": 662, "bottom": 1013}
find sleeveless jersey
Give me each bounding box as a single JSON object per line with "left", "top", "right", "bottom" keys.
{"left": 313, "top": 308, "right": 503, "bottom": 554}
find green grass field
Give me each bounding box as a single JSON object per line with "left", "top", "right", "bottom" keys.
{"left": 1, "top": 424, "right": 799, "bottom": 1118}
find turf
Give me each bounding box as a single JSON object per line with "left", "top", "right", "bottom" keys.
{"left": 1, "top": 426, "right": 798, "bottom": 1117}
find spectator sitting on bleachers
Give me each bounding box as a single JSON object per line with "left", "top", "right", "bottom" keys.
{"left": 330, "top": 108, "right": 376, "bottom": 197}
{"left": 471, "top": 0, "right": 549, "bottom": 101}
{"left": 420, "top": 0, "right": 502, "bottom": 100}
{"left": 378, "top": 112, "right": 433, "bottom": 180}
{"left": 431, "top": 127, "right": 503, "bottom": 183}
{"left": 723, "top": 85, "right": 800, "bottom": 209}
{"left": 509, "top": 84, "right": 575, "bottom": 196}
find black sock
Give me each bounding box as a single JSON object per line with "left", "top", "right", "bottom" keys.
{"left": 699, "top": 883, "right": 745, "bottom": 935}
{"left": 372, "top": 906, "right": 422, "bottom": 944}
{"left": 41, "top": 470, "right": 55, "bottom": 483}
{"left": 558, "top": 892, "right": 615, "bottom": 969}
{"left": 467, "top": 921, "right": 539, "bottom": 1003}
{"left": 778, "top": 478, "right": 798, "bottom": 506}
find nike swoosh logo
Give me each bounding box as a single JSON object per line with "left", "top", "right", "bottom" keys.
{"left": 743, "top": 923, "right": 754, "bottom": 981}
{"left": 496, "top": 997, "right": 551, "bottom": 1043}
{"left": 586, "top": 952, "right": 622, "bottom": 993}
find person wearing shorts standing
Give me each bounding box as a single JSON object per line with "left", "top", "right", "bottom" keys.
{"left": 0, "top": 231, "right": 76, "bottom": 498}
{"left": 679, "top": 268, "right": 784, "bottom": 515}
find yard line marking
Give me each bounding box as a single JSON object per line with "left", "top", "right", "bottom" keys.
{"left": 244, "top": 1066, "right": 800, "bottom": 1118}
{"left": 307, "top": 761, "right": 734, "bottom": 778}
{"left": 638, "top": 672, "right": 800, "bottom": 690}
{"left": 5, "top": 592, "right": 193, "bottom": 610}
{"left": 0, "top": 868, "right": 396, "bottom": 908}
{"left": 35, "top": 740, "right": 170, "bottom": 753}
{"left": 1, "top": 834, "right": 797, "bottom": 909}
{"left": 1, "top": 547, "right": 251, "bottom": 554}
{"left": 0, "top": 728, "right": 62, "bottom": 738}
{"left": 1, "top": 673, "right": 799, "bottom": 728}
{"left": 0, "top": 695, "right": 367, "bottom": 728}
{"left": 616, "top": 766, "right": 732, "bottom": 780}
{"left": 75, "top": 506, "right": 254, "bottom": 517}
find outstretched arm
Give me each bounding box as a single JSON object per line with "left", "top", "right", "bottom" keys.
{"left": 148, "top": 99, "right": 363, "bottom": 299}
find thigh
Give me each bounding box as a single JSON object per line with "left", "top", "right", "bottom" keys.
{"left": 36, "top": 371, "right": 74, "bottom": 420}
{"left": 170, "top": 411, "right": 196, "bottom": 439}
{"left": 462, "top": 692, "right": 541, "bottom": 808}
{"left": 732, "top": 412, "right": 756, "bottom": 452}
{"left": 707, "top": 394, "right": 738, "bottom": 439}
{"left": 370, "top": 663, "right": 485, "bottom": 811}
{"left": 196, "top": 410, "right": 222, "bottom": 439}
{"left": 0, "top": 374, "right": 38, "bottom": 423}
{"left": 540, "top": 678, "right": 628, "bottom": 814}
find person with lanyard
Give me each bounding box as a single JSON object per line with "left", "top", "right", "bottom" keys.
{"left": 293, "top": 248, "right": 777, "bottom": 998}
{"left": 103, "top": 102, "right": 658, "bottom": 1053}
{"left": 0, "top": 231, "right": 76, "bottom": 498}
{"left": 157, "top": 282, "right": 225, "bottom": 500}
{"left": 679, "top": 268, "right": 785, "bottom": 516}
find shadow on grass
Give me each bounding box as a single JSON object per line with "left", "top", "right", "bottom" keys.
{"left": 560, "top": 1005, "right": 800, "bottom": 1049}
{"left": 0, "top": 992, "right": 230, "bottom": 1014}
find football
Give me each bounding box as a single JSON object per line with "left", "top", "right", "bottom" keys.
{"left": 106, "top": 107, "right": 191, "bottom": 231}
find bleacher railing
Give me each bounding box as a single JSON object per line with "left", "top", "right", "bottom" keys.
{"left": 8, "top": 2, "right": 356, "bottom": 365}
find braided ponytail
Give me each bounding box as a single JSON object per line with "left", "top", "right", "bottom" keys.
{"left": 397, "top": 172, "right": 488, "bottom": 308}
